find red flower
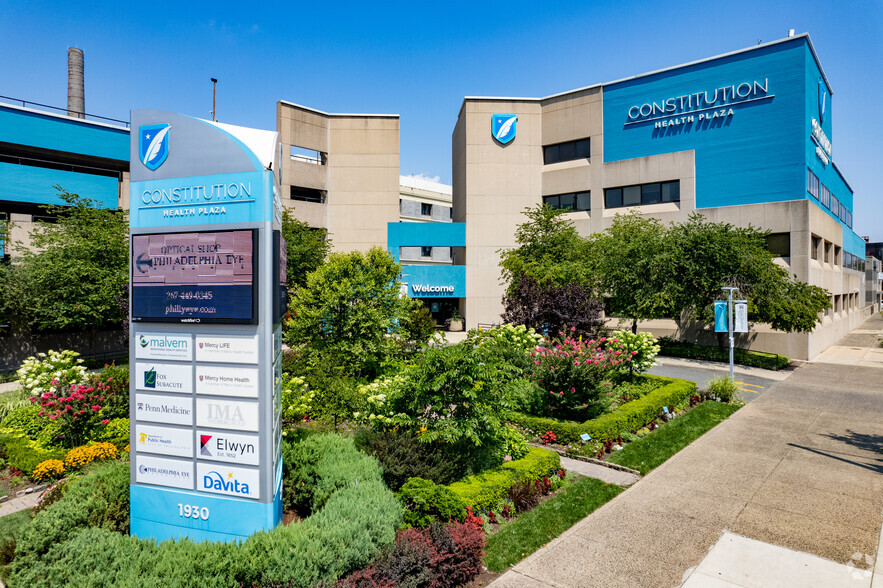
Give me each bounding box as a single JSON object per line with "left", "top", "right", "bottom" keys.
{"left": 101, "top": 419, "right": 109, "bottom": 425}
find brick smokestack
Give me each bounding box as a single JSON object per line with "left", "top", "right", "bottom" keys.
{"left": 67, "top": 48, "right": 85, "bottom": 118}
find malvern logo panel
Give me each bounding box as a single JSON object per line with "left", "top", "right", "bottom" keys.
{"left": 135, "top": 332, "right": 193, "bottom": 361}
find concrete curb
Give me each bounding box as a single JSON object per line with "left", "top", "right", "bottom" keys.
{"left": 528, "top": 443, "right": 642, "bottom": 477}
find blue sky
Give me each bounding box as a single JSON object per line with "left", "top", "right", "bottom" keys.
{"left": 1, "top": 0, "right": 881, "bottom": 240}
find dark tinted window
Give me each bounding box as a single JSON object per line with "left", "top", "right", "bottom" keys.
{"left": 766, "top": 233, "right": 791, "bottom": 257}
{"left": 576, "top": 191, "right": 591, "bottom": 211}
{"left": 543, "top": 138, "right": 590, "bottom": 164}
{"left": 623, "top": 186, "right": 641, "bottom": 206}
{"left": 290, "top": 186, "right": 326, "bottom": 203}
{"left": 661, "top": 181, "right": 680, "bottom": 202}
{"left": 641, "top": 183, "right": 661, "bottom": 205}
{"left": 605, "top": 188, "right": 622, "bottom": 208}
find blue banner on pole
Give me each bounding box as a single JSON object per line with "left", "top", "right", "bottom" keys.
{"left": 714, "top": 301, "right": 728, "bottom": 332}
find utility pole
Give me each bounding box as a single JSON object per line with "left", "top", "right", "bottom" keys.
{"left": 210, "top": 78, "right": 218, "bottom": 121}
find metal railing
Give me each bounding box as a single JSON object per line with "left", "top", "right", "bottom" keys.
{"left": 0, "top": 95, "right": 130, "bottom": 127}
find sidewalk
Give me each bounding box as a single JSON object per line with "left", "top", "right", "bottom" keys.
{"left": 492, "top": 313, "right": 883, "bottom": 587}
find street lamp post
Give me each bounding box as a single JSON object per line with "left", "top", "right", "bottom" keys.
{"left": 721, "top": 286, "right": 739, "bottom": 379}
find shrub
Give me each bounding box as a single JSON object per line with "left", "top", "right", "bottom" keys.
{"left": 0, "top": 430, "right": 65, "bottom": 474}
{"left": 447, "top": 447, "right": 560, "bottom": 511}
{"left": 708, "top": 376, "right": 738, "bottom": 403}
{"left": 88, "top": 362, "right": 129, "bottom": 420}
{"left": 397, "top": 477, "right": 466, "bottom": 528}
{"left": 32, "top": 382, "right": 114, "bottom": 447}
{"left": 88, "top": 417, "right": 130, "bottom": 449}
{"left": 399, "top": 298, "right": 437, "bottom": 348}
{"left": 282, "top": 433, "right": 387, "bottom": 515}
{"left": 336, "top": 520, "right": 484, "bottom": 588}
{"left": 279, "top": 373, "right": 314, "bottom": 424}
{"left": 0, "top": 404, "right": 44, "bottom": 438}
{"left": 529, "top": 333, "right": 622, "bottom": 421}
{"left": 658, "top": 337, "right": 790, "bottom": 370}
{"left": 507, "top": 376, "right": 697, "bottom": 443}
{"left": 502, "top": 275, "right": 605, "bottom": 338}
{"left": 607, "top": 330, "right": 661, "bottom": 376}
{"left": 466, "top": 323, "right": 543, "bottom": 378}
{"left": 31, "top": 459, "right": 65, "bottom": 482}
{"left": 355, "top": 428, "right": 468, "bottom": 490}
{"left": 16, "top": 349, "right": 87, "bottom": 397}
{"left": 0, "top": 389, "right": 32, "bottom": 423}
{"left": 498, "top": 424, "right": 529, "bottom": 461}
{"left": 10, "top": 436, "right": 403, "bottom": 588}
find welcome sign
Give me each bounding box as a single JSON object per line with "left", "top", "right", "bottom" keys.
{"left": 129, "top": 110, "right": 283, "bottom": 543}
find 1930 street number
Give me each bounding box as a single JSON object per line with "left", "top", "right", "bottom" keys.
{"left": 178, "top": 503, "right": 209, "bottom": 520}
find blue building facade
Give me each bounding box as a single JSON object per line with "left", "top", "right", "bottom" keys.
{"left": 0, "top": 102, "right": 129, "bottom": 258}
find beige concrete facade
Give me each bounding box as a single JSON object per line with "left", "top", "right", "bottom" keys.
{"left": 453, "top": 87, "right": 869, "bottom": 360}
{"left": 276, "top": 101, "right": 400, "bottom": 252}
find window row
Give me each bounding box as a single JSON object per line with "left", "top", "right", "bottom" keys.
{"left": 543, "top": 138, "right": 590, "bottom": 165}
{"left": 807, "top": 169, "right": 852, "bottom": 228}
{"left": 605, "top": 181, "right": 680, "bottom": 209}
{"left": 844, "top": 252, "right": 865, "bottom": 273}
{"left": 542, "top": 191, "right": 591, "bottom": 212}
{"left": 290, "top": 186, "right": 326, "bottom": 203}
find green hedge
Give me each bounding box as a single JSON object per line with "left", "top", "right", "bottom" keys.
{"left": 658, "top": 337, "right": 790, "bottom": 370}
{"left": 507, "top": 376, "right": 697, "bottom": 444}
{"left": 0, "top": 429, "right": 65, "bottom": 474}
{"left": 446, "top": 447, "right": 560, "bottom": 511}
{"left": 8, "top": 435, "right": 403, "bottom": 587}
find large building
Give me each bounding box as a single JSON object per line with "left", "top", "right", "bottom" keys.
{"left": 452, "top": 33, "right": 868, "bottom": 360}
{"left": 0, "top": 34, "right": 873, "bottom": 360}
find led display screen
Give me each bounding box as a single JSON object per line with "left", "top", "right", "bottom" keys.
{"left": 132, "top": 230, "right": 257, "bottom": 324}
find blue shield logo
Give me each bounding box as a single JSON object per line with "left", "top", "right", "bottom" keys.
{"left": 139, "top": 124, "right": 171, "bottom": 170}
{"left": 818, "top": 81, "right": 827, "bottom": 124}
{"left": 492, "top": 114, "right": 517, "bottom": 144}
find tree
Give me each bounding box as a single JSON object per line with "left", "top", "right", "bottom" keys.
{"left": 501, "top": 275, "right": 604, "bottom": 337}
{"left": 663, "top": 214, "right": 830, "bottom": 332}
{"left": 285, "top": 246, "right": 404, "bottom": 380}
{"left": 586, "top": 213, "right": 672, "bottom": 333}
{"left": 499, "top": 204, "right": 594, "bottom": 295}
{"left": 12, "top": 189, "right": 128, "bottom": 332}
{"left": 280, "top": 209, "right": 331, "bottom": 293}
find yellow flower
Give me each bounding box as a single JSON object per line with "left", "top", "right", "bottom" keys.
{"left": 32, "top": 459, "right": 65, "bottom": 482}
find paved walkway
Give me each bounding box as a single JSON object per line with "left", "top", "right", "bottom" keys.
{"left": 493, "top": 313, "right": 883, "bottom": 587}
{"left": 558, "top": 455, "right": 640, "bottom": 487}
{"left": 0, "top": 491, "right": 41, "bottom": 518}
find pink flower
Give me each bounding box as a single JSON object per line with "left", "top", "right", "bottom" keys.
{"left": 600, "top": 337, "right": 607, "bottom": 342}
{"left": 570, "top": 387, "right": 576, "bottom": 392}
{"left": 559, "top": 391, "right": 564, "bottom": 396}
{"left": 49, "top": 415, "right": 57, "bottom": 420}
{"left": 614, "top": 351, "right": 621, "bottom": 355}
{"left": 91, "top": 405, "right": 101, "bottom": 411}
{"left": 571, "top": 326, "right": 576, "bottom": 332}
{"left": 631, "top": 350, "right": 638, "bottom": 355}
{"left": 101, "top": 419, "right": 109, "bottom": 425}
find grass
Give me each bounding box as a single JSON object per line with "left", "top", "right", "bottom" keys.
{"left": 0, "top": 389, "right": 30, "bottom": 422}
{"left": 607, "top": 401, "right": 739, "bottom": 475}
{"left": 484, "top": 477, "right": 624, "bottom": 572}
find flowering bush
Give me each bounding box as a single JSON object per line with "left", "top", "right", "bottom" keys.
{"left": 467, "top": 323, "right": 543, "bottom": 378}
{"left": 529, "top": 331, "right": 625, "bottom": 421}
{"left": 606, "top": 330, "right": 661, "bottom": 376}
{"left": 16, "top": 350, "right": 87, "bottom": 397}
{"left": 32, "top": 381, "right": 112, "bottom": 447}
{"left": 32, "top": 459, "right": 65, "bottom": 482}
{"left": 64, "top": 442, "right": 119, "bottom": 468}
{"left": 279, "top": 373, "right": 314, "bottom": 423}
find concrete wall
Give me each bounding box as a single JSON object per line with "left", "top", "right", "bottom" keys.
{"left": 276, "top": 102, "right": 400, "bottom": 252}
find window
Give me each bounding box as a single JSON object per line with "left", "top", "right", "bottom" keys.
{"left": 819, "top": 184, "right": 830, "bottom": 208}
{"left": 543, "top": 138, "right": 590, "bottom": 165}
{"left": 448, "top": 207, "right": 453, "bottom": 219}
{"left": 811, "top": 235, "right": 821, "bottom": 260}
{"left": 833, "top": 245, "right": 841, "bottom": 266}
{"left": 605, "top": 181, "right": 680, "bottom": 209}
{"left": 421, "top": 246, "right": 432, "bottom": 257}
{"left": 543, "top": 191, "right": 590, "bottom": 212}
{"left": 766, "top": 233, "right": 791, "bottom": 258}
{"left": 290, "top": 186, "right": 326, "bottom": 203}
{"left": 421, "top": 203, "right": 432, "bottom": 216}
{"left": 824, "top": 241, "right": 832, "bottom": 264}
{"left": 830, "top": 196, "right": 839, "bottom": 218}
{"left": 807, "top": 169, "right": 819, "bottom": 199}
{"left": 290, "top": 145, "right": 326, "bottom": 165}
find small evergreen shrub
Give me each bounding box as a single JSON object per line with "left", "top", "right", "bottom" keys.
{"left": 447, "top": 447, "right": 560, "bottom": 511}
{"left": 0, "top": 430, "right": 65, "bottom": 474}
{"left": 0, "top": 404, "right": 44, "bottom": 438}
{"left": 354, "top": 423, "right": 469, "bottom": 490}
{"left": 397, "top": 477, "right": 466, "bottom": 528}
